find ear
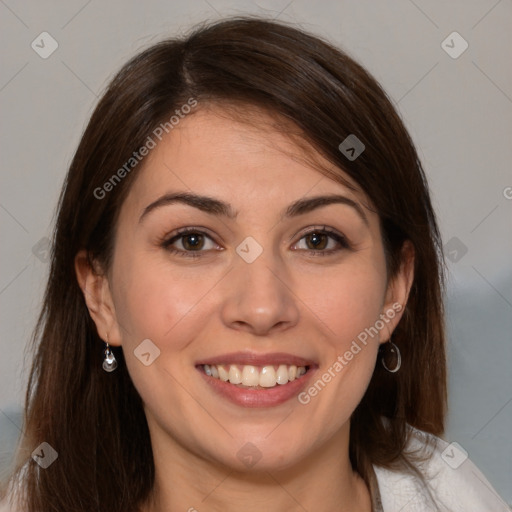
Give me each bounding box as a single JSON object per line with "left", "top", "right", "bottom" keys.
{"left": 75, "top": 250, "right": 123, "bottom": 346}
{"left": 379, "top": 240, "right": 415, "bottom": 344}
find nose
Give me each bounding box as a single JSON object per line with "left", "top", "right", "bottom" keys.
{"left": 219, "top": 246, "right": 300, "bottom": 336}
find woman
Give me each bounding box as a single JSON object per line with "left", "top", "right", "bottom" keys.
{"left": 1, "top": 17, "right": 509, "bottom": 512}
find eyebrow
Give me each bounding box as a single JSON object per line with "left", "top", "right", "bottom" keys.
{"left": 284, "top": 194, "right": 369, "bottom": 226}
{"left": 139, "top": 192, "right": 369, "bottom": 226}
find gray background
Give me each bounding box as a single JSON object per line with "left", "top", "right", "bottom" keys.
{"left": 1, "top": 0, "right": 511, "bottom": 505}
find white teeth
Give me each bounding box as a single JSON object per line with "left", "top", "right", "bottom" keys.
{"left": 276, "top": 364, "right": 289, "bottom": 385}
{"left": 203, "top": 363, "right": 308, "bottom": 388}
{"left": 259, "top": 366, "right": 277, "bottom": 387}
{"left": 228, "top": 365, "right": 242, "bottom": 384}
{"left": 242, "top": 365, "right": 259, "bottom": 386}
{"left": 218, "top": 365, "right": 229, "bottom": 381}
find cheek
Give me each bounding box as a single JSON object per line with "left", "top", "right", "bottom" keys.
{"left": 299, "top": 259, "right": 388, "bottom": 347}
{"left": 112, "top": 252, "right": 217, "bottom": 346}
{"left": 110, "top": 254, "right": 218, "bottom": 410}
{"left": 294, "top": 258, "right": 387, "bottom": 414}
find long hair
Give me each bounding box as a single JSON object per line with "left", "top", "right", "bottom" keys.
{"left": 3, "top": 17, "right": 446, "bottom": 511}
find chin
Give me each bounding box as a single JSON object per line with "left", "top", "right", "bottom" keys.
{"left": 200, "top": 430, "right": 315, "bottom": 474}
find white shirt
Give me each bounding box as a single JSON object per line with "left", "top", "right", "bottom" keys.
{"left": 1, "top": 426, "right": 510, "bottom": 511}
{"left": 373, "top": 426, "right": 510, "bottom": 511}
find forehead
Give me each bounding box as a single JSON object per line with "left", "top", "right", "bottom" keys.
{"left": 122, "top": 105, "right": 372, "bottom": 219}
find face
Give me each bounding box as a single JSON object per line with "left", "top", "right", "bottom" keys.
{"left": 80, "top": 105, "right": 411, "bottom": 472}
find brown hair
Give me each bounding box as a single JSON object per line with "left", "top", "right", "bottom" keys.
{"left": 3, "top": 16, "right": 446, "bottom": 511}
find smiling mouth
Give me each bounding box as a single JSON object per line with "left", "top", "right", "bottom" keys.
{"left": 199, "top": 364, "right": 309, "bottom": 389}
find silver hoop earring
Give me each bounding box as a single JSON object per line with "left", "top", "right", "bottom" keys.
{"left": 380, "top": 341, "right": 401, "bottom": 373}
{"left": 102, "top": 340, "right": 118, "bottom": 372}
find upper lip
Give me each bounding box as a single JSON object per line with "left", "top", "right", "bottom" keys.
{"left": 196, "top": 351, "right": 317, "bottom": 367}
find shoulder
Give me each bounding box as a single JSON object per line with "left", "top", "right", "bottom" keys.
{"left": 0, "top": 465, "right": 27, "bottom": 512}
{"left": 0, "top": 488, "right": 23, "bottom": 512}
{"left": 373, "top": 425, "right": 511, "bottom": 512}
{"left": 0, "top": 495, "right": 21, "bottom": 512}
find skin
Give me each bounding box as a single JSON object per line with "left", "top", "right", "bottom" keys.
{"left": 76, "top": 105, "right": 414, "bottom": 512}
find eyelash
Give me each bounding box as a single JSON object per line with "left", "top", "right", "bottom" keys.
{"left": 161, "top": 226, "right": 350, "bottom": 259}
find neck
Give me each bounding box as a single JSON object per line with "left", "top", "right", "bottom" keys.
{"left": 142, "top": 422, "right": 372, "bottom": 512}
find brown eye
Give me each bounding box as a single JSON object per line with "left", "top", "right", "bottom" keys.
{"left": 163, "top": 228, "right": 219, "bottom": 258}
{"left": 304, "top": 232, "right": 329, "bottom": 250}
{"left": 181, "top": 233, "right": 205, "bottom": 251}
{"left": 293, "top": 227, "right": 350, "bottom": 256}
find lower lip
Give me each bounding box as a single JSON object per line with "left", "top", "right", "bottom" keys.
{"left": 197, "top": 367, "right": 316, "bottom": 408}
